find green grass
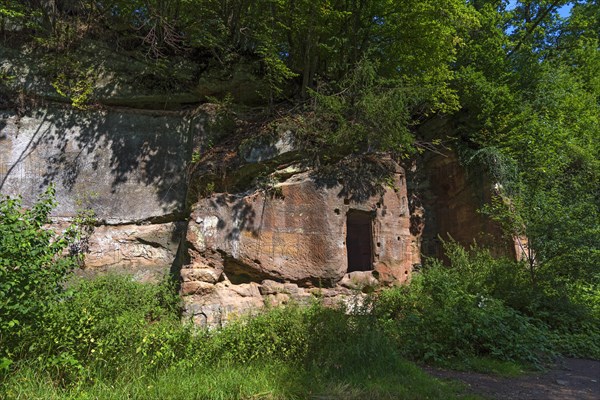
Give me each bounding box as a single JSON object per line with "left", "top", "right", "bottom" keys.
{"left": 0, "top": 275, "right": 480, "bottom": 399}
{"left": 432, "top": 357, "right": 529, "bottom": 377}
{"left": 4, "top": 265, "right": 596, "bottom": 400}
{"left": 3, "top": 359, "right": 480, "bottom": 400}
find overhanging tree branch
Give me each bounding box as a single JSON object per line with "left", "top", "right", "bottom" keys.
{"left": 507, "top": 0, "right": 562, "bottom": 58}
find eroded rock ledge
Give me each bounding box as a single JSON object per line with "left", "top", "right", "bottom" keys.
{"left": 0, "top": 104, "right": 195, "bottom": 281}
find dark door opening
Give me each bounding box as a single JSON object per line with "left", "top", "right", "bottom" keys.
{"left": 346, "top": 210, "right": 373, "bottom": 272}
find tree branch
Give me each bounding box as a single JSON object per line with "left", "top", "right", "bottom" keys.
{"left": 507, "top": 0, "right": 562, "bottom": 58}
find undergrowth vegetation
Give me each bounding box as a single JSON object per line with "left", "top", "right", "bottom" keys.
{"left": 374, "top": 242, "right": 600, "bottom": 366}
{"left": 2, "top": 275, "right": 476, "bottom": 400}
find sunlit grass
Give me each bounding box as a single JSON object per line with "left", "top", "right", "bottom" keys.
{"left": 3, "top": 359, "right": 480, "bottom": 400}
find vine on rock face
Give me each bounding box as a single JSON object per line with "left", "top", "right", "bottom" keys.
{"left": 51, "top": 67, "right": 95, "bottom": 110}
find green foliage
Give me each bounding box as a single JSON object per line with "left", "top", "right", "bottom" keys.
{"left": 373, "top": 240, "right": 600, "bottom": 365}
{"left": 439, "top": 356, "right": 526, "bottom": 377}
{"left": 5, "top": 0, "right": 477, "bottom": 130}
{"left": 204, "top": 305, "right": 311, "bottom": 364}
{"left": 2, "top": 240, "right": 596, "bottom": 397}
{"left": 304, "top": 59, "right": 416, "bottom": 154}
{"left": 452, "top": 1, "right": 599, "bottom": 303}
{"left": 3, "top": 356, "right": 472, "bottom": 400}
{"left": 0, "top": 1, "right": 25, "bottom": 20}
{"left": 0, "top": 0, "right": 37, "bottom": 30}
{"left": 25, "top": 275, "right": 186, "bottom": 383}
{"left": 1, "top": 276, "right": 472, "bottom": 399}
{"left": 374, "top": 267, "right": 549, "bottom": 365}
{"left": 0, "top": 186, "right": 80, "bottom": 368}
{"left": 51, "top": 67, "right": 95, "bottom": 110}
{"left": 256, "top": 44, "right": 298, "bottom": 102}
{"left": 188, "top": 301, "right": 397, "bottom": 376}
{"left": 205, "top": 93, "right": 236, "bottom": 134}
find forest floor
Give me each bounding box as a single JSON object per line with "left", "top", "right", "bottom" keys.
{"left": 424, "top": 358, "right": 599, "bottom": 400}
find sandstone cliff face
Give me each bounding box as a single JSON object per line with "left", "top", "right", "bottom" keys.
{"left": 0, "top": 105, "right": 195, "bottom": 281}
{"left": 415, "top": 150, "right": 520, "bottom": 261}
{"left": 180, "top": 157, "right": 421, "bottom": 326}
{"left": 1, "top": 42, "right": 520, "bottom": 323}
{"left": 0, "top": 100, "right": 519, "bottom": 323}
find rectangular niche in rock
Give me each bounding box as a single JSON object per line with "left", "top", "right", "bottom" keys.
{"left": 346, "top": 210, "right": 374, "bottom": 272}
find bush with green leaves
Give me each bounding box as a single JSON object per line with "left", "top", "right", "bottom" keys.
{"left": 195, "top": 300, "right": 395, "bottom": 374}
{"left": 5, "top": 274, "right": 415, "bottom": 393}
{"left": 372, "top": 242, "right": 540, "bottom": 364}
{"left": 373, "top": 241, "right": 600, "bottom": 364}
{"left": 0, "top": 186, "right": 80, "bottom": 370}
{"left": 26, "top": 274, "right": 188, "bottom": 384}
{"left": 374, "top": 267, "right": 549, "bottom": 365}
{"left": 203, "top": 305, "right": 310, "bottom": 365}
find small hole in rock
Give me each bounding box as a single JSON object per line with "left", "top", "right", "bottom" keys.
{"left": 334, "top": 208, "right": 340, "bottom": 215}
{"left": 344, "top": 199, "right": 350, "bottom": 205}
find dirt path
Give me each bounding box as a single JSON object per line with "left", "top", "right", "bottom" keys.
{"left": 425, "top": 358, "right": 600, "bottom": 400}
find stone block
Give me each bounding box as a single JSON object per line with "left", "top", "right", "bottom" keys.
{"left": 181, "top": 268, "right": 222, "bottom": 283}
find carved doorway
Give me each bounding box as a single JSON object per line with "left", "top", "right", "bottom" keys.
{"left": 346, "top": 210, "right": 373, "bottom": 272}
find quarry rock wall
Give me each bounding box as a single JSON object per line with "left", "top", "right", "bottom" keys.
{"left": 0, "top": 105, "right": 196, "bottom": 281}
{"left": 0, "top": 100, "right": 519, "bottom": 323}
{"left": 0, "top": 38, "right": 520, "bottom": 321}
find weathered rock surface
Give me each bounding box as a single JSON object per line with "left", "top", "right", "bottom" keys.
{"left": 0, "top": 51, "right": 526, "bottom": 325}
{"left": 181, "top": 158, "right": 420, "bottom": 325}
{"left": 1, "top": 41, "right": 265, "bottom": 108}
{"left": 76, "top": 222, "right": 185, "bottom": 282}
{"left": 0, "top": 105, "right": 196, "bottom": 277}
{"left": 415, "top": 150, "right": 520, "bottom": 260}
{"left": 0, "top": 106, "right": 191, "bottom": 221}
{"left": 183, "top": 279, "right": 365, "bottom": 327}
{"left": 185, "top": 167, "right": 417, "bottom": 285}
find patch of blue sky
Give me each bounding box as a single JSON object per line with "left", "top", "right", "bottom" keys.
{"left": 504, "top": 1, "right": 573, "bottom": 35}
{"left": 506, "top": 0, "right": 573, "bottom": 18}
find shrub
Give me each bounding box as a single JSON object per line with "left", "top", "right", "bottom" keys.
{"left": 0, "top": 186, "right": 79, "bottom": 369}
{"left": 27, "top": 274, "right": 188, "bottom": 384}
{"left": 205, "top": 304, "right": 310, "bottom": 364}
{"left": 373, "top": 242, "right": 553, "bottom": 365}
{"left": 189, "top": 300, "right": 398, "bottom": 381}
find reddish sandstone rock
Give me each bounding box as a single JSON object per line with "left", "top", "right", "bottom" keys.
{"left": 185, "top": 165, "right": 418, "bottom": 287}
{"left": 181, "top": 158, "right": 421, "bottom": 326}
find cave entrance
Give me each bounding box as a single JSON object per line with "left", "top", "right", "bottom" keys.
{"left": 346, "top": 210, "right": 374, "bottom": 272}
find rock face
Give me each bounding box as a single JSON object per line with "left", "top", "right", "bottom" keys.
{"left": 0, "top": 41, "right": 523, "bottom": 327}
{"left": 0, "top": 106, "right": 191, "bottom": 221}
{"left": 415, "top": 150, "right": 520, "bottom": 260}
{"left": 0, "top": 100, "right": 522, "bottom": 324}
{"left": 181, "top": 160, "right": 420, "bottom": 326}
{"left": 0, "top": 105, "right": 196, "bottom": 279}
{"left": 80, "top": 222, "right": 186, "bottom": 282}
